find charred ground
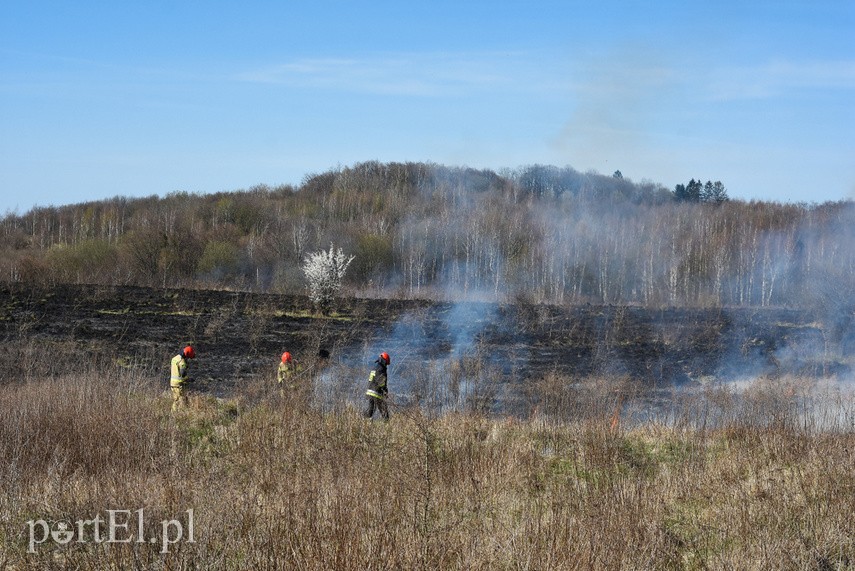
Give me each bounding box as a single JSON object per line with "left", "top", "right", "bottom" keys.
{"left": 1, "top": 284, "right": 852, "bottom": 400}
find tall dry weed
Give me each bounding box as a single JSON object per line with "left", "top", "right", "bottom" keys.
{"left": 0, "top": 365, "right": 853, "bottom": 569}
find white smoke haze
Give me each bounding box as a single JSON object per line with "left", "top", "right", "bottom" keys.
{"left": 553, "top": 43, "right": 676, "bottom": 179}
{"left": 308, "top": 300, "right": 854, "bottom": 426}
{"left": 295, "top": 164, "right": 855, "bottom": 423}
{"left": 342, "top": 301, "right": 505, "bottom": 415}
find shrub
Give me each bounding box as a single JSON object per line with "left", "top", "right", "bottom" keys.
{"left": 197, "top": 240, "right": 241, "bottom": 280}
{"left": 302, "top": 244, "right": 354, "bottom": 314}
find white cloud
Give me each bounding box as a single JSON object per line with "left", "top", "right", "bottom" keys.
{"left": 229, "top": 49, "right": 578, "bottom": 99}
{"left": 233, "top": 53, "right": 521, "bottom": 97}
{"left": 706, "top": 59, "right": 855, "bottom": 101}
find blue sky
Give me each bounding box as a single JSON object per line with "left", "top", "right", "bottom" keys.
{"left": 2, "top": 1, "right": 853, "bottom": 214}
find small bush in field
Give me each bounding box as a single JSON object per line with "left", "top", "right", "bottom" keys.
{"left": 302, "top": 243, "right": 354, "bottom": 314}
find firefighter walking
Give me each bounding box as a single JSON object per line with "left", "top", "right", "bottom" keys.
{"left": 170, "top": 345, "right": 195, "bottom": 411}
{"left": 277, "top": 351, "right": 301, "bottom": 398}
{"left": 364, "top": 352, "right": 390, "bottom": 421}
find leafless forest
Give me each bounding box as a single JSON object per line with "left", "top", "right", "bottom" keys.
{"left": 2, "top": 161, "right": 853, "bottom": 310}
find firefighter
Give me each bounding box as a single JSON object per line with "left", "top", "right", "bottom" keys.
{"left": 277, "top": 351, "right": 298, "bottom": 395}
{"left": 364, "top": 352, "right": 390, "bottom": 421}
{"left": 170, "top": 345, "right": 195, "bottom": 411}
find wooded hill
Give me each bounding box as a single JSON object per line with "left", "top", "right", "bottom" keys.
{"left": 1, "top": 161, "right": 852, "bottom": 309}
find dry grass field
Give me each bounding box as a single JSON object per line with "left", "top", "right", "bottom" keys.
{"left": 1, "top": 362, "right": 853, "bottom": 570}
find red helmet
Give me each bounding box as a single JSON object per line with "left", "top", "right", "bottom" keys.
{"left": 183, "top": 346, "right": 196, "bottom": 359}
{"left": 282, "top": 351, "right": 292, "bottom": 363}
{"left": 380, "top": 352, "right": 390, "bottom": 365}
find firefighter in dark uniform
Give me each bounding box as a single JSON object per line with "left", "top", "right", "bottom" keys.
{"left": 364, "top": 352, "right": 390, "bottom": 421}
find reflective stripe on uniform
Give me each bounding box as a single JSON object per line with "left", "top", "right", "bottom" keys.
{"left": 171, "top": 354, "right": 187, "bottom": 387}
{"left": 366, "top": 389, "right": 384, "bottom": 399}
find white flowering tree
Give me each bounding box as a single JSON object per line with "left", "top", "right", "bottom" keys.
{"left": 302, "top": 244, "right": 355, "bottom": 314}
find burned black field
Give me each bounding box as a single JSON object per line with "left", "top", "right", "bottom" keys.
{"left": 2, "top": 283, "right": 852, "bottom": 404}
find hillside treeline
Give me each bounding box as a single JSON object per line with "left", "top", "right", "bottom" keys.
{"left": 1, "top": 161, "right": 853, "bottom": 308}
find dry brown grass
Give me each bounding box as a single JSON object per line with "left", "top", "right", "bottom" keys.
{"left": 1, "top": 366, "right": 854, "bottom": 570}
